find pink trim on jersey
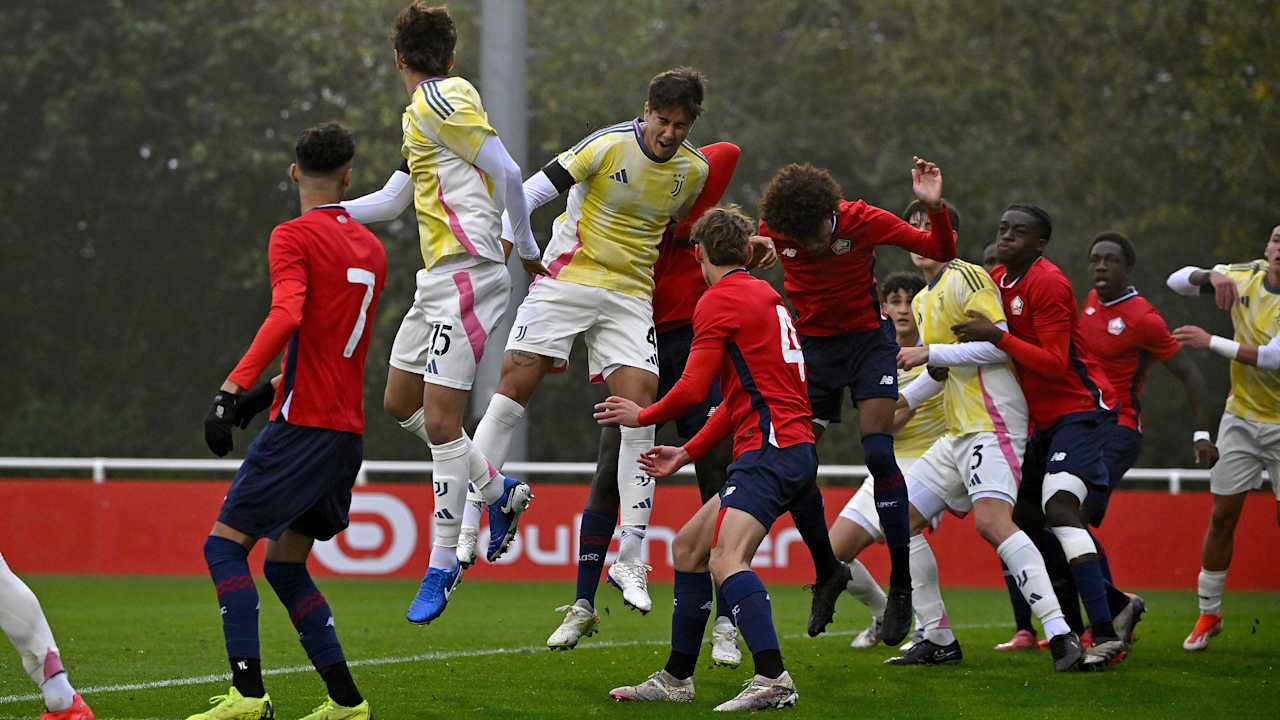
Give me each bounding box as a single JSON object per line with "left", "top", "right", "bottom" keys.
{"left": 977, "top": 367, "right": 1022, "bottom": 487}
{"left": 546, "top": 223, "right": 584, "bottom": 278}
{"left": 452, "top": 271, "right": 487, "bottom": 365}
{"left": 436, "top": 174, "right": 479, "bottom": 256}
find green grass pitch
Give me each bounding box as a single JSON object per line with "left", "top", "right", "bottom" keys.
{"left": 1, "top": 577, "right": 1276, "bottom": 719}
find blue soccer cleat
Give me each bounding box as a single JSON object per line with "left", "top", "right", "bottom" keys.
{"left": 406, "top": 565, "right": 463, "bottom": 625}
{"left": 486, "top": 476, "right": 533, "bottom": 562}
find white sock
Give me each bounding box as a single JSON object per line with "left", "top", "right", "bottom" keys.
{"left": 462, "top": 430, "right": 505, "bottom": 504}
{"left": 996, "top": 531, "right": 1067, "bottom": 633}
{"left": 473, "top": 393, "right": 525, "bottom": 471}
{"left": 618, "top": 526, "right": 646, "bottom": 564}
{"left": 0, "top": 553, "right": 62, "bottom": 690}
{"left": 617, "top": 425, "right": 656, "bottom": 527}
{"left": 397, "top": 407, "right": 431, "bottom": 445}
{"left": 428, "top": 437, "right": 469, "bottom": 565}
{"left": 1198, "top": 568, "right": 1227, "bottom": 615}
{"left": 429, "top": 545, "right": 459, "bottom": 571}
{"left": 461, "top": 488, "right": 484, "bottom": 531}
{"left": 844, "top": 560, "right": 888, "bottom": 617}
{"left": 909, "top": 534, "right": 954, "bottom": 645}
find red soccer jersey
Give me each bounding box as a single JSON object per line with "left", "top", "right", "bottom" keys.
{"left": 758, "top": 200, "right": 955, "bottom": 336}
{"left": 991, "top": 257, "right": 1117, "bottom": 432}
{"left": 1078, "top": 288, "right": 1180, "bottom": 432}
{"left": 663, "top": 269, "right": 813, "bottom": 459}
{"left": 227, "top": 205, "right": 387, "bottom": 434}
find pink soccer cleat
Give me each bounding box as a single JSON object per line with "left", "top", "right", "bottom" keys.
{"left": 994, "top": 629, "right": 1040, "bottom": 651}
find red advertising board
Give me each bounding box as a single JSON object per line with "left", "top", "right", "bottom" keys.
{"left": 1, "top": 479, "right": 1275, "bottom": 589}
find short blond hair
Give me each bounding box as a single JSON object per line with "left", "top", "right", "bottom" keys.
{"left": 691, "top": 204, "right": 752, "bottom": 266}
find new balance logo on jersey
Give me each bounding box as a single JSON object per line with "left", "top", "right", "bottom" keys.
{"left": 879, "top": 375, "right": 894, "bottom": 385}
{"left": 609, "top": 168, "right": 630, "bottom": 184}
{"left": 781, "top": 248, "right": 797, "bottom": 257}
{"left": 1051, "top": 451, "right": 1067, "bottom": 462}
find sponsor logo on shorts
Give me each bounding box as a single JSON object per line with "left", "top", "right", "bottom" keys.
{"left": 723, "top": 486, "right": 737, "bottom": 496}
{"left": 879, "top": 375, "right": 894, "bottom": 385}
{"left": 1050, "top": 451, "right": 1067, "bottom": 462}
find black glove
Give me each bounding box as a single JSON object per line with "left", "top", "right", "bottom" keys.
{"left": 234, "top": 382, "right": 276, "bottom": 428}
{"left": 204, "top": 390, "right": 239, "bottom": 457}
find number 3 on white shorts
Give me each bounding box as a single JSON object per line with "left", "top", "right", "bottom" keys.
{"left": 775, "top": 305, "right": 806, "bottom": 381}
{"left": 343, "top": 268, "right": 377, "bottom": 358}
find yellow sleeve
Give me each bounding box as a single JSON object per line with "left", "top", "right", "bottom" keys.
{"left": 411, "top": 79, "right": 494, "bottom": 164}
{"left": 555, "top": 132, "right": 616, "bottom": 183}
{"left": 961, "top": 284, "right": 1007, "bottom": 324}
{"left": 1212, "top": 260, "right": 1266, "bottom": 287}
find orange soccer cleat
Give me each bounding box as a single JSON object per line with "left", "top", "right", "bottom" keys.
{"left": 40, "top": 694, "right": 94, "bottom": 720}
{"left": 1182, "top": 613, "right": 1223, "bottom": 651}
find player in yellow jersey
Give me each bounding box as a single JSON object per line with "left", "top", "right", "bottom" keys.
{"left": 464, "top": 69, "right": 709, "bottom": 623}
{"left": 340, "top": 3, "right": 547, "bottom": 625}
{"left": 894, "top": 207, "right": 1086, "bottom": 671}
{"left": 833, "top": 270, "right": 946, "bottom": 650}
{"left": 1166, "top": 224, "right": 1280, "bottom": 652}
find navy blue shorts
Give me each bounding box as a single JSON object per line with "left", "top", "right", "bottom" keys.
{"left": 719, "top": 442, "right": 819, "bottom": 530}
{"left": 800, "top": 318, "right": 900, "bottom": 423}
{"left": 1084, "top": 424, "right": 1144, "bottom": 527}
{"left": 1021, "top": 410, "right": 1118, "bottom": 506}
{"left": 657, "top": 325, "right": 722, "bottom": 439}
{"left": 217, "top": 421, "right": 364, "bottom": 542}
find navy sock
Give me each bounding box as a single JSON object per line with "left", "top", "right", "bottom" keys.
{"left": 203, "top": 536, "right": 262, "bottom": 697}
{"left": 575, "top": 509, "right": 616, "bottom": 604}
{"left": 318, "top": 662, "right": 363, "bottom": 708}
{"left": 1088, "top": 528, "right": 1115, "bottom": 584}
{"left": 665, "top": 571, "right": 713, "bottom": 680}
{"left": 1001, "top": 561, "right": 1035, "bottom": 634}
{"left": 863, "top": 433, "right": 910, "bottom": 584}
{"left": 1069, "top": 556, "right": 1116, "bottom": 638}
{"left": 715, "top": 584, "right": 732, "bottom": 622}
{"left": 263, "top": 561, "right": 347, "bottom": 673}
{"left": 720, "top": 571, "right": 782, "bottom": 677}
{"left": 786, "top": 484, "right": 839, "bottom": 580}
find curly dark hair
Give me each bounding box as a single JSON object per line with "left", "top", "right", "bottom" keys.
{"left": 391, "top": 3, "right": 456, "bottom": 77}
{"left": 758, "top": 163, "right": 841, "bottom": 252}
{"left": 902, "top": 198, "right": 960, "bottom": 232}
{"left": 1090, "top": 231, "right": 1136, "bottom": 267}
{"left": 691, "top": 204, "right": 752, "bottom": 266}
{"left": 295, "top": 122, "right": 355, "bottom": 175}
{"left": 1005, "top": 203, "right": 1052, "bottom": 242}
{"left": 880, "top": 271, "right": 926, "bottom": 301}
{"left": 647, "top": 67, "right": 705, "bottom": 118}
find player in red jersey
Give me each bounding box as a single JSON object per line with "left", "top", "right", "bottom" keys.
{"left": 598, "top": 206, "right": 812, "bottom": 711}
{"left": 193, "top": 123, "right": 386, "bottom": 720}
{"left": 954, "top": 204, "right": 1142, "bottom": 670}
{"left": 754, "top": 158, "right": 956, "bottom": 646}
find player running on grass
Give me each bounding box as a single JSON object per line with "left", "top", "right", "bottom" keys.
{"left": 953, "top": 204, "right": 1144, "bottom": 670}
{"left": 598, "top": 205, "right": 812, "bottom": 711}
{"left": 1166, "top": 223, "right": 1280, "bottom": 651}
{"left": 339, "top": 2, "right": 542, "bottom": 625}
{"left": 755, "top": 159, "right": 956, "bottom": 646}
{"left": 1, "top": 552, "right": 94, "bottom": 720}
{"left": 459, "top": 68, "right": 710, "bottom": 617}
{"left": 192, "top": 123, "right": 385, "bottom": 720}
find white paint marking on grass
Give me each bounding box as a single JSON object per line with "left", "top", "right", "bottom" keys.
{"left": 0, "top": 622, "right": 1009, "bottom": 705}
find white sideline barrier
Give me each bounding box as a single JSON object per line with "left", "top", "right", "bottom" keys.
{"left": 0, "top": 457, "right": 1243, "bottom": 494}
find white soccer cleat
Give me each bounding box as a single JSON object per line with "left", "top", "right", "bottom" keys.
{"left": 713, "top": 671, "right": 798, "bottom": 712}
{"left": 547, "top": 599, "right": 601, "bottom": 650}
{"left": 607, "top": 561, "right": 653, "bottom": 614}
{"left": 456, "top": 523, "right": 479, "bottom": 569}
{"left": 711, "top": 616, "right": 743, "bottom": 668}
{"left": 850, "top": 617, "right": 883, "bottom": 649}
{"left": 609, "top": 670, "right": 695, "bottom": 703}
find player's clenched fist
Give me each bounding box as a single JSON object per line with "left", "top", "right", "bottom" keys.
{"left": 203, "top": 390, "right": 239, "bottom": 456}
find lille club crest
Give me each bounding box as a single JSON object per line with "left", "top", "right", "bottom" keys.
{"left": 1010, "top": 296, "right": 1024, "bottom": 316}
{"left": 1107, "top": 317, "right": 1126, "bottom": 335}
{"left": 831, "top": 238, "right": 852, "bottom": 255}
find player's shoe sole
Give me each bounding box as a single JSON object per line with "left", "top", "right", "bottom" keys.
{"left": 184, "top": 687, "right": 274, "bottom": 720}
{"left": 712, "top": 671, "right": 798, "bottom": 712}
{"left": 1182, "top": 613, "right": 1223, "bottom": 651}
{"left": 1113, "top": 594, "right": 1146, "bottom": 646}
{"left": 1081, "top": 639, "right": 1127, "bottom": 670}
{"left": 486, "top": 478, "right": 533, "bottom": 562}
{"left": 606, "top": 562, "right": 653, "bottom": 614}
{"left": 710, "top": 619, "right": 743, "bottom": 668}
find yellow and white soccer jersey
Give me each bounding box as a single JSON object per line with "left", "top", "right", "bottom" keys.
{"left": 402, "top": 76, "right": 504, "bottom": 271}
{"left": 542, "top": 119, "right": 709, "bottom": 300}
{"left": 913, "top": 260, "right": 1028, "bottom": 438}
{"left": 895, "top": 363, "right": 948, "bottom": 458}
{"left": 1213, "top": 260, "right": 1280, "bottom": 424}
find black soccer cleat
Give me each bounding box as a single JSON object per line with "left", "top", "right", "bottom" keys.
{"left": 880, "top": 583, "right": 913, "bottom": 647}
{"left": 1081, "top": 639, "right": 1127, "bottom": 671}
{"left": 1049, "top": 631, "right": 1083, "bottom": 672}
{"left": 806, "top": 563, "right": 852, "bottom": 637}
{"left": 884, "top": 638, "right": 963, "bottom": 666}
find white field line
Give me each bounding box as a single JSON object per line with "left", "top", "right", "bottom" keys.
{"left": 0, "top": 623, "right": 1007, "bottom": 706}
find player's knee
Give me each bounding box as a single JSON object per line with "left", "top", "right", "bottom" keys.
{"left": 1208, "top": 505, "right": 1242, "bottom": 535}
{"left": 672, "top": 529, "right": 706, "bottom": 572}
{"left": 422, "top": 415, "right": 462, "bottom": 446}
{"left": 861, "top": 432, "right": 898, "bottom": 477}
{"left": 973, "top": 513, "right": 1011, "bottom": 547}
{"left": 383, "top": 387, "right": 418, "bottom": 423}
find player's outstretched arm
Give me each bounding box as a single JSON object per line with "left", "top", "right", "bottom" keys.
{"left": 1162, "top": 348, "right": 1218, "bottom": 466}
{"left": 1167, "top": 265, "right": 1239, "bottom": 309}
{"left": 1175, "top": 325, "right": 1280, "bottom": 370}
{"left": 639, "top": 445, "right": 691, "bottom": 478}
{"left": 475, "top": 134, "right": 545, "bottom": 276}
{"left": 341, "top": 161, "right": 413, "bottom": 224}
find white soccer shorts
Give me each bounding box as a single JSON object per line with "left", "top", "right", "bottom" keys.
{"left": 1210, "top": 412, "right": 1280, "bottom": 499}
{"left": 908, "top": 431, "right": 1025, "bottom": 514}
{"left": 505, "top": 276, "right": 658, "bottom": 380}
{"left": 838, "top": 457, "right": 919, "bottom": 541}
{"left": 389, "top": 261, "right": 512, "bottom": 391}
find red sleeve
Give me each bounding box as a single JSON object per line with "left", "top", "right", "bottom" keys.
{"left": 851, "top": 203, "right": 956, "bottom": 261}
{"left": 671, "top": 142, "right": 741, "bottom": 240}
{"left": 637, "top": 344, "right": 722, "bottom": 426}
{"left": 994, "top": 279, "right": 1075, "bottom": 376}
{"left": 683, "top": 401, "right": 733, "bottom": 460}
{"left": 227, "top": 228, "right": 307, "bottom": 388}
{"left": 1135, "top": 309, "right": 1181, "bottom": 361}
